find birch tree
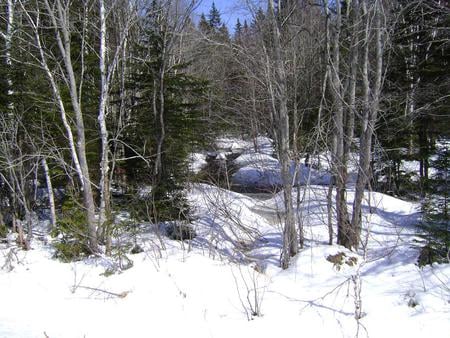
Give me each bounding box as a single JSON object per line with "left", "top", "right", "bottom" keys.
{"left": 322, "top": 0, "right": 387, "bottom": 249}
{"left": 0, "top": 0, "right": 16, "bottom": 106}
{"left": 350, "top": 0, "right": 386, "bottom": 248}
{"left": 324, "top": 0, "right": 352, "bottom": 248}
{"left": 20, "top": 0, "right": 100, "bottom": 252}
{"left": 267, "top": 0, "right": 298, "bottom": 269}
{"left": 97, "top": 0, "right": 135, "bottom": 249}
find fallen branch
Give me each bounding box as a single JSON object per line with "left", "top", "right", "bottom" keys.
{"left": 74, "top": 285, "right": 131, "bottom": 299}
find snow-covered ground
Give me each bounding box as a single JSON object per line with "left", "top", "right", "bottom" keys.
{"left": 215, "top": 136, "right": 274, "bottom": 156}
{"left": 232, "top": 154, "right": 332, "bottom": 188}
{"left": 1, "top": 137, "right": 449, "bottom": 338}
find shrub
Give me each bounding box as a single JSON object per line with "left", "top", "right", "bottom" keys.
{"left": 416, "top": 144, "right": 449, "bottom": 266}
{"left": 0, "top": 222, "right": 7, "bottom": 238}
{"left": 51, "top": 198, "right": 91, "bottom": 262}
{"left": 417, "top": 215, "right": 449, "bottom": 266}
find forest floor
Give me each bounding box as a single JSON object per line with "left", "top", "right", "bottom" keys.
{"left": 0, "top": 137, "right": 449, "bottom": 338}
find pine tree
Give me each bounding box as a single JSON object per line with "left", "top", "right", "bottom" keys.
{"left": 128, "top": 4, "right": 208, "bottom": 221}
{"left": 380, "top": 0, "right": 450, "bottom": 195}
{"left": 218, "top": 23, "right": 230, "bottom": 42}
{"left": 251, "top": 7, "right": 266, "bottom": 33}
{"left": 208, "top": 2, "right": 221, "bottom": 31}
{"left": 418, "top": 143, "right": 449, "bottom": 266}
{"left": 198, "top": 13, "right": 211, "bottom": 35}
{"left": 234, "top": 18, "right": 242, "bottom": 43}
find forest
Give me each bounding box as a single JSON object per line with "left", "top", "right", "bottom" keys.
{"left": 0, "top": 0, "right": 449, "bottom": 337}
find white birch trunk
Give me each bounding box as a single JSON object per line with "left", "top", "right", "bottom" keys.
{"left": 268, "top": 0, "right": 298, "bottom": 269}
{"left": 23, "top": 0, "right": 99, "bottom": 252}
{"left": 98, "top": 0, "right": 110, "bottom": 231}
{"left": 4, "top": 0, "right": 15, "bottom": 103}
{"left": 351, "top": 0, "right": 384, "bottom": 248}
{"left": 42, "top": 158, "right": 57, "bottom": 228}
{"left": 21, "top": 4, "right": 84, "bottom": 189}
{"left": 324, "top": 0, "right": 351, "bottom": 248}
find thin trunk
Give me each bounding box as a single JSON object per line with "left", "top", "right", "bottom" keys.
{"left": 318, "top": 62, "right": 333, "bottom": 245}
{"left": 23, "top": 8, "right": 84, "bottom": 188}
{"left": 32, "top": 1, "right": 99, "bottom": 252}
{"left": 154, "top": 26, "right": 167, "bottom": 181}
{"left": 155, "top": 65, "right": 166, "bottom": 180}
{"left": 325, "top": 0, "right": 351, "bottom": 248}
{"left": 98, "top": 0, "right": 111, "bottom": 240}
{"left": 251, "top": 79, "right": 259, "bottom": 152}
{"left": 322, "top": 4, "right": 334, "bottom": 246}
{"left": 55, "top": 0, "right": 98, "bottom": 252}
{"left": 42, "top": 158, "right": 57, "bottom": 229}
{"left": 4, "top": 0, "right": 15, "bottom": 107}
{"left": 345, "top": 0, "right": 359, "bottom": 158}
{"left": 292, "top": 53, "right": 304, "bottom": 249}
{"left": 327, "top": 177, "right": 334, "bottom": 245}
{"left": 351, "top": 0, "right": 384, "bottom": 249}
{"left": 268, "top": 0, "right": 298, "bottom": 269}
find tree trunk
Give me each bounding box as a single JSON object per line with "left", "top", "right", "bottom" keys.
{"left": 351, "top": 0, "right": 384, "bottom": 249}
{"left": 27, "top": 0, "right": 99, "bottom": 252}
{"left": 4, "top": 0, "right": 15, "bottom": 108}
{"left": 154, "top": 64, "right": 166, "bottom": 181}
{"left": 324, "top": 0, "right": 352, "bottom": 248}
{"left": 345, "top": 0, "right": 360, "bottom": 158}
{"left": 42, "top": 158, "right": 57, "bottom": 229}
{"left": 98, "top": 0, "right": 111, "bottom": 240}
{"left": 267, "top": 0, "right": 298, "bottom": 269}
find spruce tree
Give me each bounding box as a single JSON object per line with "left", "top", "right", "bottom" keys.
{"left": 198, "top": 13, "right": 211, "bottom": 35}
{"left": 208, "top": 2, "right": 221, "bottom": 31}
{"left": 128, "top": 4, "right": 208, "bottom": 221}
{"left": 380, "top": 0, "right": 450, "bottom": 195}
{"left": 234, "top": 18, "right": 243, "bottom": 42}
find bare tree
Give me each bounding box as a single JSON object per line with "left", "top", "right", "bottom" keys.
{"left": 322, "top": 0, "right": 388, "bottom": 249}
{"left": 324, "top": 0, "right": 352, "bottom": 248}
{"left": 0, "top": 113, "right": 41, "bottom": 249}
{"left": 351, "top": 0, "right": 385, "bottom": 248}
{"left": 41, "top": 158, "right": 57, "bottom": 229}
{"left": 266, "top": 0, "right": 298, "bottom": 269}
{"left": 97, "top": 0, "right": 136, "bottom": 252}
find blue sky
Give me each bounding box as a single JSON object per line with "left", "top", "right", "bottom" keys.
{"left": 194, "top": 0, "right": 253, "bottom": 30}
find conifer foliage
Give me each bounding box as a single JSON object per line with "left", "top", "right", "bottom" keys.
{"left": 127, "top": 1, "right": 207, "bottom": 221}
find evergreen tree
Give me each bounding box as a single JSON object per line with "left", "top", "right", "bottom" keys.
{"left": 251, "top": 7, "right": 266, "bottom": 33}
{"left": 218, "top": 23, "right": 230, "bottom": 43}
{"left": 243, "top": 20, "right": 249, "bottom": 36}
{"left": 198, "top": 13, "right": 211, "bottom": 35}
{"left": 233, "top": 18, "right": 242, "bottom": 43}
{"left": 418, "top": 143, "right": 449, "bottom": 266}
{"left": 128, "top": 4, "right": 208, "bottom": 221}
{"left": 208, "top": 2, "right": 221, "bottom": 31}
{"left": 380, "top": 0, "right": 450, "bottom": 195}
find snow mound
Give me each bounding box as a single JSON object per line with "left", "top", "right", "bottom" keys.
{"left": 232, "top": 156, "right": 332, "bottom": 189}
{"left": 188, "top": 183, "right": 270, "bottom": 261}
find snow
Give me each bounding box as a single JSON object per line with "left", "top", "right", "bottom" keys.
{"left": 1, "top": 136, "right": 449, "bottom": 338}
{"left": 233, "top": 152, "right": 279, "bottom": 168}
{"left": 137, "top": 185, "right": 152, "bottom": 198}
{"left": 188, "top": 152, "right": 207, "bottom": 174}
{"left": 401, "top": 160, "right": 438, "bottom": 181}
{"left": 232, "top": 152, "right": 332, "bottom": 189}
{"left": 215, "top": 136, "right": 274, "bottom": 155}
